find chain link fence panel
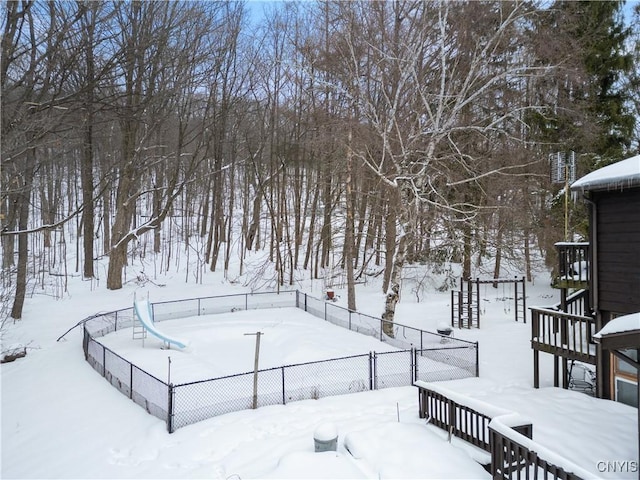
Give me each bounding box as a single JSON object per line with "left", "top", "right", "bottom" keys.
{"left": 415, "top": 344, "right": 478, "bottom": 382}
{"left": 151, "top": 291, "right": 299, "bottom": 323}
{"left": 172, "top": 367, "right": 285, "bottom": 430}
{"left": 282, "top": 354, "right": 371, "bottom": 402}
{"left": 104, "top": 348, "right": 132, "bottom": 397}
{"left": 130, "top": 366, "right": 169, "bottom": 420}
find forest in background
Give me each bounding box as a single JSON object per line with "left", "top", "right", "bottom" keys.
{"left": 2, "top": 0, "right": 639, "bottom": 328}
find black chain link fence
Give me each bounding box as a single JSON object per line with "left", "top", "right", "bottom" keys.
{"left": 82, "top": 291, "right": 478, "bottom": 432}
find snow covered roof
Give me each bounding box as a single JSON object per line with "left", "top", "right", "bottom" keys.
{"left": 594, "top": 312, "right": 640, "bottom": 351}
{"left": 595, "top": 312, "right": 640, "bottom": 338}
{"left": 571, "top": 154, "right": 640, "bottom": 193}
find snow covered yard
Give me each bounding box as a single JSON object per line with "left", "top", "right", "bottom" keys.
{"left": 1, "top": 265, "right": 638, "bottom": 478}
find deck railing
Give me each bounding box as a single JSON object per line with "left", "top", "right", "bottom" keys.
{"left": 415, "top": 383, "right": 591, "bottom": 480}
{"left": 415, "top": 382, "right": 531, "bottom": 454}
{"left": 489, "top": 415, "right": 592, "bottom": 480}
{"left": 530, "top": 307, "right": 596, "bottom": 364}
{"left": 555, "top": 242, "right": 590, "bottom": 289}
{"left": 555, "top": 288, "right": 590, "bottom": 318}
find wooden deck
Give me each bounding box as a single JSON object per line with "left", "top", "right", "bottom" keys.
{"left": 531, "top": 307, "right": 596, "bottom": 389}
{"left": 532, "top": 242, "right": 596, "bottom": 389}
{"left": 553, "top": 242, "right": 590, "bottom": 290}
{"left": 415, "top": 382, "right": 592, "bottom": 480}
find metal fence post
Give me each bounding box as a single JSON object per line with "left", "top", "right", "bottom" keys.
{"left": 130, "top": 363, "right": 134, "bottom": 399}
{"left": 515, "top": 277, "right": 519, "bottom": 322}
{"left": 372, "top": 351, "right": 377, "bottom": 390}
{"left": 476, "top": 278, "right": 480, "bottom": 328}
{"left": 467, "top": 280, "right": 473, "bottom": 329}
{"left": 167, "top": 383, "right": 174, "bottom": 433}
{"left": 522, "top": 277, "right": 527, "bottom": 324}
{"left": 475, "top": 342, "right": 479, "bottom": 377}
{"left": 369, "top": 352, "right": 374, "bottom": 390}
{"left": 281, "top": 366, "right": 286, "bottom": 405}
{"left": 451, "top": 290, "right": 454, "bottom": 327}
{"left": 411, "top": 347, "right": 416, "bottom": 383}
{"left": 82, "top": 328, "right": 89, "bottom": 360}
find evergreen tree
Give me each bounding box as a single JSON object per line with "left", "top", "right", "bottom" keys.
{"left": 523, "top": 0, "right": 634, "bottom": 253}
{"left": 626, "top": 2, "right": 640, "bottom": 153}
{"left": 537, "top": 1, "right": 635, "bottom": 166}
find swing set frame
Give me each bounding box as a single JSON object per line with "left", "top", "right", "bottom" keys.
{"left": 451, "top": 276, "right": 526, "bottom": 329}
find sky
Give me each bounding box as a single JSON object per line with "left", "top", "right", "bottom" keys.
{"left": 1, "top": 249, "right": 638, "bottom": 479}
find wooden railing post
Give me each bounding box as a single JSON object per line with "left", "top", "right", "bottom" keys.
{"left": 448, "top": 398, "right": 456, "bottom": 441}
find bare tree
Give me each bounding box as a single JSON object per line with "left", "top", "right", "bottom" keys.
{"left": 105, "top": 1, "right": 242, "bottom": 289}
{"left": 318, "top": 1, "right": 555, "bottom": 335}
{"left": 1, "top": 1, "right": 88, "bottom": 318}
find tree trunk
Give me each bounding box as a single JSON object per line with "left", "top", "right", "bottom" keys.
{"left": 10, "top": 145, "right": 36, "bottom": 319}
{"left": 303, "top": 171, "right": 320, "bottom": 270}
{"left": 382, "top": 188, "right": 397, "bottom": 293}
{"left": 320, "top": 156, "right": 333, "bottom": 269}
{"left": 381, "top": 186, "right": 410, "bottom": 338}
{"left": 524, "top": 227, "right": 532, "bottom": 282}
{"left": 382, "top": 230, "right": 407, "bottom": 338}
{"left": 106, "top": 123, "right": 136, "bottom": 290}
{"left": 462, "top": 221, "right": 472, "bottom": 280}
{"left": 344, "top": 128, "right": 357, "bottom": 311}
{"left": 80, "top": 3, "right": 96, "bottom": 279}
{"left": 81, "top": 113, "right": 95, "bottom": 278}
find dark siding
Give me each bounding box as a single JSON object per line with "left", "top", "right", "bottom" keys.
{"left": 595, "top": 188, "right": 640, "bottom": 314}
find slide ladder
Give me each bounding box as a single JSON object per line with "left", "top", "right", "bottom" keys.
{"left": 134, "top": 300, "right": 188, "bottom": 349}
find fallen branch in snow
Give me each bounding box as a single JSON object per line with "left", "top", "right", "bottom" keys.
{"left": 1, "top": 342, "right": 37, "bottom": 363}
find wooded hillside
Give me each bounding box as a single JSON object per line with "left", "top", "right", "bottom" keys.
{"left": 2, "top": 0, "right": 637, "bottom": 323}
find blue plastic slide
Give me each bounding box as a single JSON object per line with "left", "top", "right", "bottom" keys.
{"left": 134, "top": 300, "right": 188, "bottom": 349}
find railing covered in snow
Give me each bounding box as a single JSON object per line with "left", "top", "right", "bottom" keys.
{"left": 414, "top": 382, "right": 592, "bottom": 480}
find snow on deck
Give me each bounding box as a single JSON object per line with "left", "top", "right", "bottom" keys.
{"left": 432, "top": 377, "right": 638, "bottom": 479}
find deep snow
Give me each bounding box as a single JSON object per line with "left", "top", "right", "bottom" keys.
{"left": 1, "top": 255, "right": 638, "bottom": 479}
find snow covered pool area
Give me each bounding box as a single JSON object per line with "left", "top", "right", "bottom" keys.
{"left": 97, "top": 307, "right": 401, "bottom": 383}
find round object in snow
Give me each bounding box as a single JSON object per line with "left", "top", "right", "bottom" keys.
{"left": 314, "top": 423, "right": 338, "bottom": 452}
{"left": 437, "top": 327, "right": 453, "bottom": 336}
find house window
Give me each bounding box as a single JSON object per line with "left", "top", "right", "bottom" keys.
{"left": 613, "top": 349, "right": 638, "bottom": 408}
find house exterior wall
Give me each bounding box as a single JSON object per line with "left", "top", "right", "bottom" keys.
{"left": 594, "top": 188, "right": 640, "bottom": 316}
{"left": 590, "top": 187, "right": 640, "bottom": 403}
